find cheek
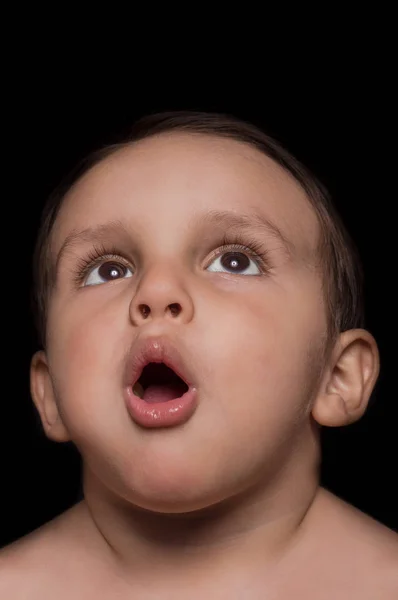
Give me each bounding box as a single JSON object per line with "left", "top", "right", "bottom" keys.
{"left": 45, "top": 296, "right": 138, "bottom": 455}
{"left": 191, "top": 281, "right": 324, "bottom": 484}
{"left": 49, "top": 287, "right": 125, "bottom": 348}
{"left": 204, "top": 272, "right": 326, "bottom": 419}
{"left": 46, "top": 293, "right": 129, "bottom": 409}
{"left": 218, "top": 271, "right": 325, "bottom": 360}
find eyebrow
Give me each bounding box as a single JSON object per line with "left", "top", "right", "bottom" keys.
{"left": 199, "top": 209, "right": 292, "bottom": 253}
{"left": 54, "top": 220, "right": 131, "bottom": 273}
{"left": 54, "top": 210, "right": 293, "bottom": 272}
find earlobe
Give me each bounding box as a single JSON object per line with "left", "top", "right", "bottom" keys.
{"left": 312, "top": 329, "right": 380, "bottom": 427}
{"left": 30, "top": 351, "right": 71, "bottom": 442}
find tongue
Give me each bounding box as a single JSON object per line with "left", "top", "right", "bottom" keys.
{"left": 143, "top": 383, "right": 186, "bottom": 403}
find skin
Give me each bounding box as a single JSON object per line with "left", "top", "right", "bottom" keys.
{"left": 3, "top": 132, "right": 394, "bottom": 598}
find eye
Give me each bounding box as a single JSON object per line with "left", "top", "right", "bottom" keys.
{"left": 84, "top": 261, "right": 133, "bottom": 286}
{"left": 206, "top": 250, "right": 261, "bottom": 276}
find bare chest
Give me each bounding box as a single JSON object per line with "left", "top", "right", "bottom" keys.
{"left": 12, "top": 563, "right": 395, "bottom": 600}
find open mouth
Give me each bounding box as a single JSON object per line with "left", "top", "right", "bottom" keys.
{"left": 132, "top": 362, "right": 189, "bottom": 403}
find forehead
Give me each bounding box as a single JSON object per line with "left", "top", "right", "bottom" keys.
{"left": 52, "top": 132, "right": 319, "bottom": 257}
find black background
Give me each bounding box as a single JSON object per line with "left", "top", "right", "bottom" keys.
{"left": 1, "top": 59, "right": 396, "bottom": 549}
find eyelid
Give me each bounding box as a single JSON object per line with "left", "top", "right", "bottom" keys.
{"left": 206, "top": 233, "right": 272, "bottom": 273}
{"left": 74, "top": 246, "right": 133, "bottom": 287}
{"left": 73, "top": 232, "right": 272, "bottom": 287}
{"left": 206, "top": 244, "right": 263, "bottom": 269}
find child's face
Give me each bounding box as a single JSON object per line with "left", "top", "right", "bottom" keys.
{"left": 41, "top": 133, "right": 327, "bottom": 511}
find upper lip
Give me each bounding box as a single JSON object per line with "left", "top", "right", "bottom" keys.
{"left": 126, "top": 336, "right": 196, "bottom": 390}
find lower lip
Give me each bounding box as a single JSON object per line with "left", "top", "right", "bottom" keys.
{"left": 125, "top": 386, "right": 198, "bottom": 428}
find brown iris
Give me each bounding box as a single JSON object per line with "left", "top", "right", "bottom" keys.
{"left": 97, "top": 262, "right": 128, "bottom": 281}
{"left": 221, "top": 252, "right": 250, "bottom": 273}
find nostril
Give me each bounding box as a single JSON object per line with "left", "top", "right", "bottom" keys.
{"left": 139, "top": 304, "right": 150, "bottom": 318}
{"left": 169, "top": 303, "right": 181, "bottom": 317}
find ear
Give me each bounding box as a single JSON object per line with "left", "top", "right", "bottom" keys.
{"left": 30, "top": 351, "right": 71, "bottom": 442}
{"left": 312, "top": 329, "right": 380, "bottom": 427}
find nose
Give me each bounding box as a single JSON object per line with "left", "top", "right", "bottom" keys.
{"left": 129, "top": 263, "right": 194, "bottom": 326}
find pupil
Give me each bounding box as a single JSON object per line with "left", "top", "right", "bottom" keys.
{"left": 99, "top": 262, "right": 126, "bottom": 280}
{"left": 221, "top": 252, "right": 249, "bottom": 272}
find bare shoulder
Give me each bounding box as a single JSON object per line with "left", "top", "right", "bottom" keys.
{"left": 305, "top": 488, "right": 398, "bottom": 598}
{"left": 0, "top": 505, "right": 75, "bottom": 597}
{"left": 317, "top": 487, "right": 398, "bottom": 553}
{"left": 0, "top": 501, "right": 109, "bottom": 600}
{"left": 0, "top": 521, "right": 56, "bottom": 599}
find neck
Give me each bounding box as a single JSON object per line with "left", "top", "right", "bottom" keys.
{"left": 77, "top": 429, "right": 321, "bottom": 588}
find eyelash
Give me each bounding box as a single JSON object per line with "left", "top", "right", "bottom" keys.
{"left": 74, "top": 243, "right": 126, "bottom": 285}
{"left": 73, "top": 233, "right": 272, "bottom": 286}
{"left": 216, "top": 233, "right": 271, "bottom": 272}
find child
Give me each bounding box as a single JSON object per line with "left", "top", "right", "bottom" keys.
{"left": 1, "top": 111, "right": 397, "bottom": 598}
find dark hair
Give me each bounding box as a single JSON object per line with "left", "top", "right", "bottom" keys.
{"left": 32, "top": 111, "right": 364, "bottom": 350}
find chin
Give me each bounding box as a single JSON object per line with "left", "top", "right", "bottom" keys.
{"left": 109, "top": 462, "right": 236, "bottom": 516}
{"left": 124, "top": 489, "right": 232, "bottom": 516}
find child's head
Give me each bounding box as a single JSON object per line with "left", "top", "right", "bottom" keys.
{"left": 30, "top": 111, "right": 379, "bottom": 512}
